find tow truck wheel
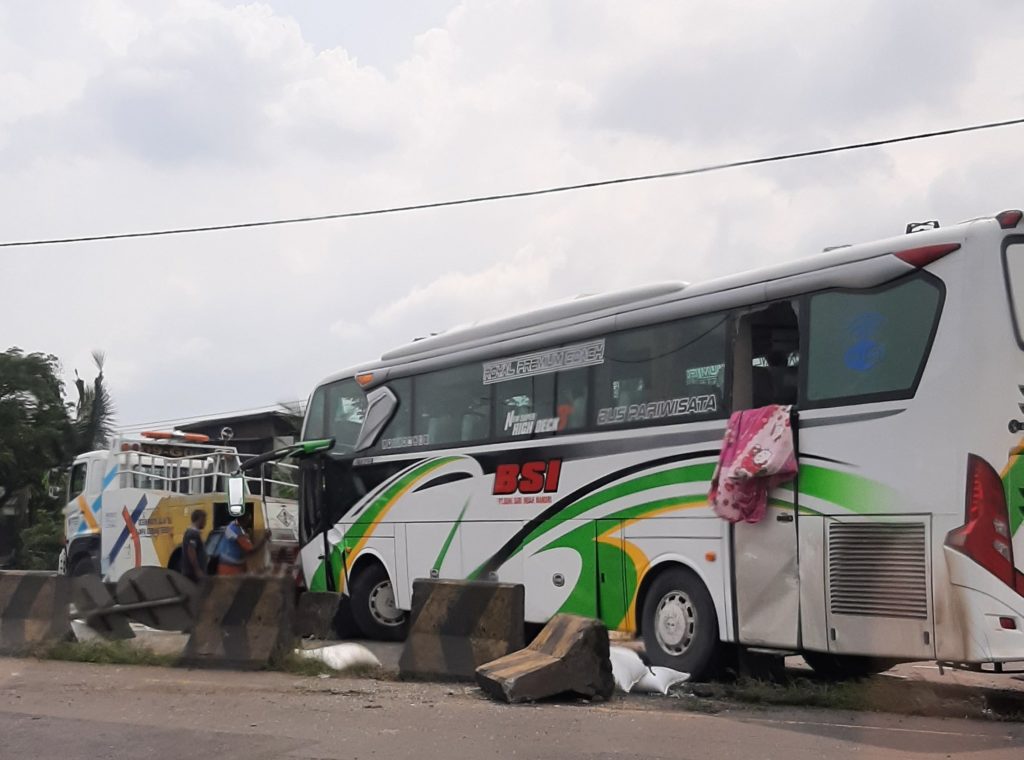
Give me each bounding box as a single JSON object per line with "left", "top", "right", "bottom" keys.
{"left": 69, "top": 554, "right": 99, "bottom": 577}
{"left": 350, "top": 562, "right": 408, "bottom": 642}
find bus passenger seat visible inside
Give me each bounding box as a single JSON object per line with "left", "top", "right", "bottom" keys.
{"left": 752, "top": 366, "right": 775, "bottom": 408}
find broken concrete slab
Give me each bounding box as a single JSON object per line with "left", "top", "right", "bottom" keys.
{"left": 475, "top": 614, "right": 615, "bottom": 703}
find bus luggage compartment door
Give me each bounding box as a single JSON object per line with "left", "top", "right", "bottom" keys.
{"left": 733, "top": 492, "right": 800, "bottom": 649}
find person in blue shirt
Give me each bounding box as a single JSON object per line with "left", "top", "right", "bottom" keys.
{"left": 216, "top": 512, "right": 271, "bottom": 576}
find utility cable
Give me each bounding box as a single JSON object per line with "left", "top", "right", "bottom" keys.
{"left": 3, "top": 116, "right": 1023, "bottom": 249}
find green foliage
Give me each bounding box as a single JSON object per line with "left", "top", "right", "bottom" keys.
{"left": 73, "top": 350, "right": 115, "bottom": 455}
{"left": 0, "top": 348, "right": 73, "bottom": 501}
{"left": 17, "top": 503, "right": 64, "bottom": 570}
{"left": 36, "top": 639, "right": 175, "bottom": 667}
{"left": 0, "top": 346, "right": 116, "bottom": 569}
{"left": 0, "top": 348, "right": 74, "bottom": 567}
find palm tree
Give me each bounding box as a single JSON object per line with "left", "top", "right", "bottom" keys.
{"left": 74, "top": 351, "right": 115, "bottom": 455}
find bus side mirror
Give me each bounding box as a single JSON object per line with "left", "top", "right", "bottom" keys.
{"left": 227, "top": 474, "right": 245, "bottom": 517}
{"left": 355, "top": 386, "right": 398, "bottom": 451}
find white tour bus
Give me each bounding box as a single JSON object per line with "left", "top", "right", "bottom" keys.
{"left": 298, "top": 208, "right": 1024, "bottom": 679}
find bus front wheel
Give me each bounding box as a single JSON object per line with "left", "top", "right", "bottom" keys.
{"left": 350, "top": 562, "right": 408, "bottom": 642}
{"left": 640, "top": 566, "right": 719, "bottom": 681}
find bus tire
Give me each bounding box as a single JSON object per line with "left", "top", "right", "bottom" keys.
{"left": 349, "top": 562, "right": 408, "bottom": 642}
{"left": 803, "top": 651, "right": 897, "bottom": 680}
{"left": 640, "top": 566, "right": 719, "bottom": 680}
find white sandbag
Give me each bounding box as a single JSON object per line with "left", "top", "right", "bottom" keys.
{"left": 634, "top": 666, "right": 690, "bottom": 695}
{"left": 609, "top": 645, "right": 648, "bottom": 693}
{"left": 297, "top": 643, "right": 381, "bottom": 672}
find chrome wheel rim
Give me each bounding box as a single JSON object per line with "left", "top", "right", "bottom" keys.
{"left": 654, "top": 590, "right": 696, "bottom": 656}
{"left": 368, "top": 579, "right": 404, "bottom": 627}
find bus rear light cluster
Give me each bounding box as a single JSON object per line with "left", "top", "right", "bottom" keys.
{"left": 997, "top": 210, "right": 1024, "bottom": 229}
{"left": 893, "top": 243, "right": 961, "bottom": 268}
{"left": 946, "top": 454, "right": 1024, "bottom": 597}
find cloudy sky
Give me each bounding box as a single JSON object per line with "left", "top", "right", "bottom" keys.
{"left": 1, "top": 0, "right": 1022, "bottom": 429}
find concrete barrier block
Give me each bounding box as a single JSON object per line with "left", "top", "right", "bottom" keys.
{"left": 180, "top": 575, "right": 294, "bottom": 670}
{"left": 399, "top": 579, "right": 525, "bottom": 681}
{"left": 476, "top": 614, "right": 615, "bottom": 703}
{"left": 0, "top": 571, "right": 72, "bottom": 654}
{"left": 294, "top": 592, "right": 342, "bottom": 639}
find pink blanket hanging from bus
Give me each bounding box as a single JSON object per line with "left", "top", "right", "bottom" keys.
{"left": 709, "top": 404, "right": 797, "bottom": 524}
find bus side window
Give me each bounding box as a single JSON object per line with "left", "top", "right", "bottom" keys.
{"left": 494, "top": 376, "right": 536, "bottom": 439}
{"left": 414, "top": 364, "right": 491, "bottom": 447}
{"left": 804, "top": 274, "right": 942, "bottom": 405}
{"left": 555, "top": 367, "right": 588, "bottom": 432}
{"left": 734, "top": 301, "right": 800, "bottom": 410}
{"left": 594, "top": 314, "right": 726, "bottom": 429}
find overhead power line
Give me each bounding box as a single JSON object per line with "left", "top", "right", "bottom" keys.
{"left": 4, "top": 115, "right": 1024, "bottom": 250}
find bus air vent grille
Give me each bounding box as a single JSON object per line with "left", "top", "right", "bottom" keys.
{"left": 828, "top": 522, "right": 928, "bottom": 620}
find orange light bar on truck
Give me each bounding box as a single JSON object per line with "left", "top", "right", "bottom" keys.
{"left": 356, "top": 373, "right": 375, "bottom": 387}
{"left": 140, "top": 431, "right": 210, "bottom": 443}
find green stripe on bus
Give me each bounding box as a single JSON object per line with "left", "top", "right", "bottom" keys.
{"left": 539, "top": 494, "right": 706, "bottom": 629}
{"left": 348, "top": 456, "right": 461, "bottom": 536}
{"left": 797, "top": 464, "right": 899, "bottom": 514}
{"left": 307, "top": 456, "right": 461, "bottom": 592}
{"left": 432, "top": 499, "right": 469, "bottom": 575}
{"left": 513, "top": 461, "right": 716, "bottom": 555}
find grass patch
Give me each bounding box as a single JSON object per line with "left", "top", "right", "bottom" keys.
{"left": 33, "top": 639, "right": 176, "bottom": 667}
{"left": 276, "top": 652, "right": 337, "bottom": 677}
{"left": 670, "top": 676, "right": 1024, "bottom": 722}
{"left": 27, "top": 638, "right": 387, "bottom": 681}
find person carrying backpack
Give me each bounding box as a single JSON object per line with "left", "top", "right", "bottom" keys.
{"left": 216, "top": 512, "right": 271, "bottom": 576}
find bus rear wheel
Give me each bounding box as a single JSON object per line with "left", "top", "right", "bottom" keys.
{"left": 350, "top": 562, "right": 408, "bottom": 642}
{"left": 803, "top": 651, "right": 897, "bottom": 680}
{"left": 640, "top": 566, "right": 719, "bottom": 681}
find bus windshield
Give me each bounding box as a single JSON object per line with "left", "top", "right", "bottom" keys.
{"left": 304, "top": 377, "right": 367, "bottom": 452}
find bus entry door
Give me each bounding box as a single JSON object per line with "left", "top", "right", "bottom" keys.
{"left": 730, "top": 303, "right": 802, "bottom": 650}
{"left": 733, "top": 487, "right": 800, "bottom": 649}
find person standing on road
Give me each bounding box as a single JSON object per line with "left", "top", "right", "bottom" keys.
{"left": 180, "top": 509, "right": 208, "bottom": 583}
{"left": 216, "top": 512, "right": 271, "bottom": 576}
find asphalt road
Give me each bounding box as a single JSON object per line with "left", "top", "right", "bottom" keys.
{"left": 2, "top": 657, "right": 1023, "bottom": 760}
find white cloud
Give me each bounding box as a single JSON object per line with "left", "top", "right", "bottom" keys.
{"left": 368, "top": 242, "right": 568, "bottom": 335}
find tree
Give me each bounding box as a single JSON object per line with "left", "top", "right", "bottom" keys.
{"left": 73, "top": 350, "right": 115, "bottom": 455}
{"left": 0, "top": 349, "right": 73, "bottom": 566}
{"left": 0, "top": 347, "right": 117, "bottom": 569}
